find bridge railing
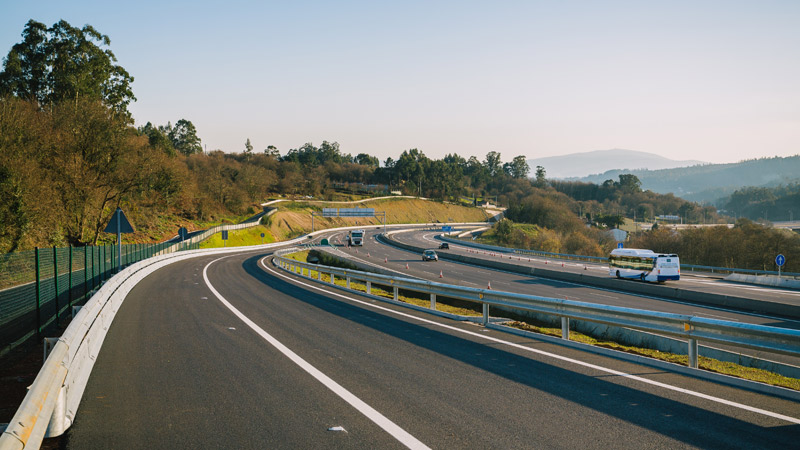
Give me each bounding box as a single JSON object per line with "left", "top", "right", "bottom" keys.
{"left": 273, "top": 248, "right": 800, "bottom": 370}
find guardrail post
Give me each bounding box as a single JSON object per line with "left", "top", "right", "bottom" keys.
{"left": 393, "top": 286, "right": 399, "bottom": 301}
{"left": 318, "top": 269, "right": 322, "bottom": 281}
{"left": 331, "top": 273, "right": 335, "bottom": 285}
{"left": 43, "top": 337, "right": 58, "bottom": 361}
{"left": 482, "top": 303, "right": 489, "bottom": 325}
{"left": 688, "top": 338, "right": 699, "bottom": 368}
{"left": 430, "top": 293, "right": 436, "bottom": 310}
{"left": 346, "top": 276, "right": 351, "bottom": 289}
{"left": 561, "top": 317, "right": 570, "bottom": 340}
{"left": 366, "top": 281, "right": 371, "bottom": 294}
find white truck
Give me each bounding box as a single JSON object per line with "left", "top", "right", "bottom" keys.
{"left": 348, "top": 229, "right": 365, "bottom": 246}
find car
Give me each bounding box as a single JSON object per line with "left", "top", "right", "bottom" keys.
{"left": 438, "top": 242, "right": 449, "bottom": 249}
{"left": 422, "top": 249, "right": 439, "bottom": 261}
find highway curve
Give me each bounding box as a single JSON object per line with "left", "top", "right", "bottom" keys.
{"left": 320, "top": 228, "right": 800, "bottom": 367}
{"left": 63, "top": 246, "right": 799, "bottom": 448}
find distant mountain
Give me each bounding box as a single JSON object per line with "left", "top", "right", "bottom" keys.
{"left": 528, "top": 149, "right": 705, "bottom": 179}
{"left": 575, "top": 155, "right": 800, "bottom": 203}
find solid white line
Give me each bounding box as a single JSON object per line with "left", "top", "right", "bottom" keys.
{"left": 380, "top": 236, "right": 800, "bottom": 325}
{"left": 263, "top": 257, "right": 800, "bottom": 425}
{"left": 203, "top": 257, "right": 430, "bottom": 450}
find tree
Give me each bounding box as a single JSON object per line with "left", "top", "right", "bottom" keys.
{"left": 484, "top": 151, "right": 502, "bottom": 176}
{"left": 169, "top": 119, "right": 202, "bottom": 155}
{"left": 0, "top": 19, "right": 135, "bottom": 117}
{"left": 535, "top": 166, "right": 546, "bottom": 186}
{"left": 244, "top": 138, "right": 253, "bottom": 154}
{"left": 595, "top": 214, "right": 625, "bottom": 229}
{"left": 355, "top": 153, "right": 379, "bottom": 167}
{"left": 139, "top": 122, "right": 176, "bottom": 156}
{"left": 264, "top": 145, "right": 280, "bottom": 158}
{"left": 505, "top": 155, "right": 530, "bottom": 179}
{"left": 617, "top": 174, "right": 642, "bottom": 193}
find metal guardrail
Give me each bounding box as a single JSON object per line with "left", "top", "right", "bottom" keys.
{"left": 273, "top": 249, "right": 800, "bottom": 371}
{"left": 438, "top": 235, "right": 800, "bottom": 278}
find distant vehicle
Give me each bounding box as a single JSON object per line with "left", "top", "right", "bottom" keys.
{"left": 422, "top": 249, "right": 439, "bottom": 261}
{"left": 438, "top": 242, "right": 449, "bottom": 249}
{"left": 348, "top": 229, "right": 365, "bottom": 246}
{"left": 608, "top": 248, "right": 680, "bottom": 282}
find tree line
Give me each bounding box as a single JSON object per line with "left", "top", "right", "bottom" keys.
{"left": 5, "top": 18, "right": 794, "bottom": 272}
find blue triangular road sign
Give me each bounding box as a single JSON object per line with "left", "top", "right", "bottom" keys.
{"left": 103, "top": 207, "right": 135, "bottom": 233}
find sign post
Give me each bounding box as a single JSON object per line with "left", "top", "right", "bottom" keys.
{"left": 776, "top": 254, "right": 786, "bottom": 278}
{"left": 103, "top": 207, "right": 134, "bottom": 273}
{"left": 222, "top": 230, "right": 229, "bottom": 247}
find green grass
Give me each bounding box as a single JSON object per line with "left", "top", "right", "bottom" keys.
{"left": 279, "top": 251, "right": 799, "bottom": 390}
{"left": 281, "top": 251, "right": 481, "bottom": 317}
{"left": 199, "top": 225, "right": 276, "bottom": 248}
{"left": 505, "top": 320, "right": 800, "bottom": 391}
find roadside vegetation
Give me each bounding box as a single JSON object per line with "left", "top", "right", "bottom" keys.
{"left": 199, "top": 225, "right": 276, "bottom": 248}
{"left": 505, "top": 320, "right": 800, "bottom": 391}
{"left": 283, "top": 250, "right": 481, "bottom": 317}
{"left": 476, "top": 216, "right": 800, "bottom": 273}
{"left": 281, "top": 251, "right": 799, "bottom": 390}
{"left": 5, "top": 19, "right": 790, "bottom": 276}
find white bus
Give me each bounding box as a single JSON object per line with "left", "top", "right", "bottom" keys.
{"left": 348, "top": 229, "right": 365, "bottom": 246}
{"left": 608, "top": 248, "right": 680, "bottom": 282}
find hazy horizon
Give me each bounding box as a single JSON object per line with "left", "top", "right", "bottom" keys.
{"left": 2, "top": 1, "right": 798, "bottom": 165}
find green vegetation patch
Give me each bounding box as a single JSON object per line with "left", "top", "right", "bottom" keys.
{"left": 199, "top": 225, "right": 276, "bottom": 248}
{"left": 505, "top": 320, "right": 800, "bottom": 391}
{"left": 280, "top": 251, "right": 481, "bottom": 317}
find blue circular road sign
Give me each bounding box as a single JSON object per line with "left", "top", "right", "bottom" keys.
{"left": 776, "top": 254, "right": 786, "bottom": 267}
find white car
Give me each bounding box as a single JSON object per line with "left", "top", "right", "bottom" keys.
{"left": 422, "top": 249, "right": 439, "bottom": 261}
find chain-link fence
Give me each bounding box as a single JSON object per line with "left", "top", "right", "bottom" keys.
{"left": 0, "top": 241, "right": 198, "bottom": 357}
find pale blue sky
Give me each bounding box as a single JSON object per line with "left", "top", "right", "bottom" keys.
{"left": 2, "top": 1, "right": 798, "bottom": 163}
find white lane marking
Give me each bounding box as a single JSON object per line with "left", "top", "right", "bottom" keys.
{"left": 203, "top": 257, "right": 430, "bottom": 450}
{"left": 263, "top": 258, "right": 800, "bottom": 425}
{"left": 376, "top": 238, "right": 800, "bottom": 325}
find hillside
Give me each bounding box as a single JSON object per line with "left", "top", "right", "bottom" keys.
{"left": 575, "top": 155, "right": 800, "bottom": 202}
{"left": 265, "top": 198, "right": 491, "bottom": 241}
{"left": 528, "top": 149, "right": 705, "bottom": 179}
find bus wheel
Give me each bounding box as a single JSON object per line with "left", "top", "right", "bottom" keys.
{"left": 616, "top": 270, "right": 621, "bottom": 279}
{"left": 640, "top": 273, "right": 646, "bottom": 281}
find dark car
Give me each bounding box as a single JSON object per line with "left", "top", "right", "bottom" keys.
{"left": 422, "top": 249, "right": 439, "bottom": 261}
{"left": 438, "top": 242, "right": 449, "bottom": 249}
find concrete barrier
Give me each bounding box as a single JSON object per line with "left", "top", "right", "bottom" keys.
{"left": 725, "top": 273, "right": 800, "bottom": 290}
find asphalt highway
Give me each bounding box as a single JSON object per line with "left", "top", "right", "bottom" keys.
{"left": 395, "top": 228, "right": 800, "bottom": 309}
{"left": 64, "top": 245, "right": 800, "bottom": 448}
{"left": 324, "top": 229, "right": 800, "bottom": 329}
{"left": 318, "top": 229, "right": 800, "bottom": 368}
